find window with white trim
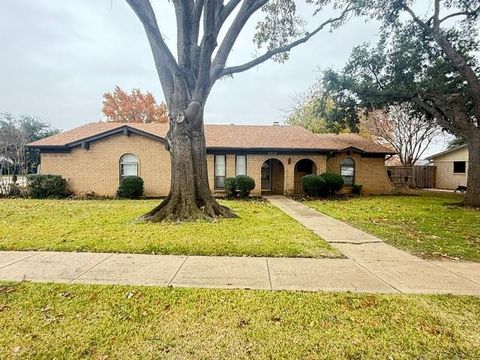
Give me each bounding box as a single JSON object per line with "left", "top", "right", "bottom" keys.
{"left": 340, "top": 157, "right": 355, "bottom": 186}
{"left": 235, "top": 155, "right": 247, "bottom": 176}
{"left": 120, "top": 154, "right": 139, "bottom": 178}
{"left": 215, "top": 154, "right": 226, "bottom": 188}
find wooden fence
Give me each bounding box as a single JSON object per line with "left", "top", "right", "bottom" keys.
{"left": 413, "top": 166, "right": 436, "bottom": 188}
{"left": 387, "top": 166, "right": 436, "bottom": 188}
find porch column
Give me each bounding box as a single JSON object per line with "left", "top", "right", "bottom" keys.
{"left": 247, "top": 155, "right": 262, "bottom": 196}
{"left": 284, "top": 157, "right": 295, "bottom": 195}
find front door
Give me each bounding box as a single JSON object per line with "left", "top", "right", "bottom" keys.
{"left": 261, "top": 160, "right": 272, "bottom": 191}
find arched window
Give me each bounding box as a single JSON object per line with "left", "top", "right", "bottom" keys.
{"left": 120, "top": 154, "right": 139, "bottom": 178}
{"left": 340, "top": 158, "right": 355, "bottom": 186}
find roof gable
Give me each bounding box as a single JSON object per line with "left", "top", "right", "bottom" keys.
{"left": 28, "top": 122, "right": 168, "bottom": 150}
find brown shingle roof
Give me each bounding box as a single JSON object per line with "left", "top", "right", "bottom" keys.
{"left": 28, "top": 122, "right": 127, "bottom": 147}
{"left": 204, "top": 124, "right": 328, "bottom": 150}
{"left": 28, "top": 122, "right": 395, "bottom": 154}
{"left": 315, "top": 133, "right": 395, "bottom": 154}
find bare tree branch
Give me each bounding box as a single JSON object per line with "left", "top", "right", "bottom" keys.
{"left": 439, "top": 5, "right": 480, "bottom": 24}
{"left": 364, "top": 104, "right": 442, "bottom": 166}
{"left": 218, "top": 5, "right": 353, "bottom": 78}
{"left": 210, "top": 0, "right": 268, "bottom": 80}
{"left": 126, "top": 0, "right": 182, "bottom": 101}
{"left": 402, "top": 5, "right": 428, "bottom": 30}
{"left": 215, "top": 0, "right": 242, "bottom": 33}
{"left": 191, "top": 0, "right": 218, "bottom": 104}
{"left": 191, "top": 0, "right": 204, "bottom": 46}
{"left": 403, "top": 2, "right": 480, "bottom": 125}
{"left": 174, "top": 1, "right": 194, "bottom": 69}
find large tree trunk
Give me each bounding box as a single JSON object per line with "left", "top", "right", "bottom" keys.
{"left": 140, "top": 108, "right": 236, "bottom": 222}
{"left": 464, "top": 138, "right": 480, "bottom": 207}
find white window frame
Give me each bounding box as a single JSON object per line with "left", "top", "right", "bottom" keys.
{"left": 120, "top": 153, "right": 139, "bottom": 178}
{"left": 340, "top": 157, "right": 355, "bottom": 186}
{"left": 235, "top": 154, "right": 247, "bottom": 176}
{"left": 214, "top": 154, "right": 226, "bottom": 189}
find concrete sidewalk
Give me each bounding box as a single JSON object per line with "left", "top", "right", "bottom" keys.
{"left": 1, "top": 250, "right": 479, "bottom": 294}
{"left": 0, "top": 196, "right": 479, "bottom": 295}
{"left": 266, "top": 196, "right": 480, "bottom": 295}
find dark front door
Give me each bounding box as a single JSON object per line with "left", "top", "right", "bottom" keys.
{"left": 261, "top": 160, "right": 272, "bottom": 191}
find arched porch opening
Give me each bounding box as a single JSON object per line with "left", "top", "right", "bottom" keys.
{"left": 261, "top": 158, "right": 285, "bottom": 194}
{"left": 294, "top": 158, "right": 317, "bottom": 194}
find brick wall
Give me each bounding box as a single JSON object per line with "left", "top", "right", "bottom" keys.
{"left": 208, "top": 154, "right": 327, "bottom": 195}
{"left": 326, "top": 153, "right": 394, "bottom": 194}
{"left": 40, "top": 133, "right": 171, "bottom": 196}
{"left": 40, "top": 134, "right": 392, "bottom": 196}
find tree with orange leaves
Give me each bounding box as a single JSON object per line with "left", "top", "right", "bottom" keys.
{"left": 102, "top": 86, "right": 168, "bottom": 124}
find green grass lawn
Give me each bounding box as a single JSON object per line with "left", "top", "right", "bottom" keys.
{"left": 0, "top": 199, "right": 339, "bottom": 258}
{"left": 1, "top": 282, "right": 479, "bottom": 359}
{"left": 305, "top": 192, "right": 480, "bottom": 261}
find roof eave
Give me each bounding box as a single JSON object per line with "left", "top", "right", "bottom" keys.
{"left": 339, "top": 146, "right": 396, "bottom": 155}
{"left": 426, "top": 144, "right": 468, "bottom": 160}
{"left": 27, "top": 125, "right": 167, "bottom": 150}
{"left": 206, "top": 146, "right": 337, "bottom": 153}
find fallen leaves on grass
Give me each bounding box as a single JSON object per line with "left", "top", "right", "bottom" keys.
{"left": 0, "top": 285, "right": 17, "bottom": 294}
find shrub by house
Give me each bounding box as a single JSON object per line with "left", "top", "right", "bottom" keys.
{"left": 117, "top": 176, "right": 144, "bottom": 199}
{"left": 27, "top": 174, "right": 70, "bottom": 199}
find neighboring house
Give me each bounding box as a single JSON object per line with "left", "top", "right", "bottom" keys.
{"left": 426, "top": 145, "right": 468, "bottom": 190}
{"left": 27, "top": 122, "right": 395, "bottom": 196}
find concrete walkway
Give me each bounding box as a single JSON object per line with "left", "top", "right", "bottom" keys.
{"left": 0, "top": 196, "right": 479, "bottom": 295}
{"left": 266, "top": 196, "right": 480, "bottom": 295}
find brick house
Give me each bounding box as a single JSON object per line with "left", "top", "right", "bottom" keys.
{"left": 28, "top": 122, "right": 395, "bottom": 196}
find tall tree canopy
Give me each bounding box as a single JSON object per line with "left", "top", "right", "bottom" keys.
{"left": 0, "top": 113, "right": 59, "bottom": 175}
{"left": 285, "top": 85, "right": 357, "bottom": 133}
{"left": 321, "top": 0, "right": 480, "bottom": 206}
{"left": 102, "top": 86, "right": 168, "bottom": 123}
{"left": 125, "top": 0, "right": 357, "bottom": 221}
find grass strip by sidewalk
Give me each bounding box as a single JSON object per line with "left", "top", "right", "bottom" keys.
{"left": 0, "top": 199, "right": 339, "bottom": 258}
{"left": 1, "top": 281, "right": 480, "bottom": 359}
{"left": 305, "top": 193, "right": 480, "bottom": 261}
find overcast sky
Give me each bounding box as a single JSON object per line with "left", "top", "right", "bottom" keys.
{"left": 0, "top": 0, "right": 450, "bottom": 155}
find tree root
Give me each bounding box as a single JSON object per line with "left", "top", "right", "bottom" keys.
{"left": 139, "top": 193, "right": 237, "bottom": 223}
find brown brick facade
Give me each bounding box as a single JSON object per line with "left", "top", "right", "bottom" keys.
{"left": 40, "top": 133, "right": 393, "bottom": 196}
{"left": 326, "top": 153, "right": 394, "bottom": 194}
{"left": 40, "top": 133, "right": 171, "bottom": 196}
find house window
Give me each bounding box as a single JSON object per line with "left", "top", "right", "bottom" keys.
{"left": 120, "top": 154, "right": 139, "bottom": 178}
{"left": 453, "top": 161, "right": 466, "bottom": 174}
{"left": 215, "top": 154, "right": 226, "bottom": 188}
{"left": 236, "top": 155, "right": 247, "bottom": 176}
{"left": 340, "top": 157, "right": 355, "bottom": 186}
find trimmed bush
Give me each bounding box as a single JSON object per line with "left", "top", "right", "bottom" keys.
{"left": 224, "top": 177, "right": 236, "bottom": 198}
{"left": 117, "top": 176, "right": 144, "bottom": 199}
{"left": 302, "top": 174, "right": 327, "bottom": 197}
{"left": 352, "top": 184, "right": 363, "bottom": 195}
{"left": 235, "top": 175, "right": 255, "bottom": 198}
{"left": 320, "top": 172, "right": 344, "bottom": 195}
{"left": 27, "top": 174, "right": 70, "bottom": 199}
